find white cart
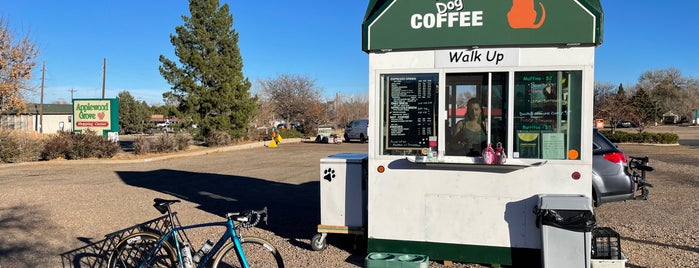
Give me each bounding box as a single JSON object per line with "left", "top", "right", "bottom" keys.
{"left": 312, "top": 153, "right": 368, "bottom": 251}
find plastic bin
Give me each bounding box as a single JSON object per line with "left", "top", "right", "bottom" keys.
{"left": 592, "top": 227, "right": 621, "bottom": 260}
{"left": 535, "top": 194, "right": 596, "bottom": 268}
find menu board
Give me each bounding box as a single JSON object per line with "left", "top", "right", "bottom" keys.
{"left": 385, "top": 74, "right": 438, "bottom": 149}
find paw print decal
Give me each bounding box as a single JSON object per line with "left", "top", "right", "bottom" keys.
{"left": 323, "top": 168, "right": 336, "bottom": 182}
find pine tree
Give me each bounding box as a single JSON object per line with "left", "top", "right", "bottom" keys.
{"left": 631, "top": 87, "right": 662, "bottom": 124}
{"left": 159, "top": 0, "right": 256, "bottom": 140}
{"left": 117, "top": 91, "right": 151, "bottom": 134}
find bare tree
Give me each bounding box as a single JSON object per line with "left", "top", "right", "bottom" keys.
{"left": 335, "top": 93, "right": 368, "bottom": 128}
{"left": 594, "top": 82, "right": 635, "bottom": 132}
{"left": 637, "top": 68, "right": 692, "bottom": 119}
{"left": 259, "top": 74, "right": 324, "bottom": 135}
{"left": 0, "top": 18, "right": 39, "bottom": 117}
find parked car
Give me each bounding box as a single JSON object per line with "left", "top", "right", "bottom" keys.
{"left": 592, "top": 128, "right": 650, "bottom": 206}
{"left": 615, "top": 120, "right": 636, "bottom": 128}
{"left": 344, "top": 119, "right": 368, "bottom": 143}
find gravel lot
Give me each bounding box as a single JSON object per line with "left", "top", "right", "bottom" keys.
{"left": 1, "top": 125, "right": 697, "bottom": 267}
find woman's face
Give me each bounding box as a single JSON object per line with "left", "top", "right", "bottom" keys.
{"left": 467, "top": 103, "right": 481, "bottom": 120}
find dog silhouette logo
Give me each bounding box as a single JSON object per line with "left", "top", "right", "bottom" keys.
{"left": 507, "top": 0, "right": 546, "bottom": 29}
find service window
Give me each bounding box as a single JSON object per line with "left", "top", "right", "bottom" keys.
{"left": 378, "top": 70, "right": 582, "bottom": 161}
{"left": 444, "top": 73, "right": 508, "bottom": 157}
{"left": 513, "top": 71, "right": 582, "bottom": 160}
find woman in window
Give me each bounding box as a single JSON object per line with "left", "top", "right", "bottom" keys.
{"left": 451, "top": 98, "right": 487, "bottom": 156}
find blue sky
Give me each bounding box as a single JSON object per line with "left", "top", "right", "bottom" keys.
{"left": 2, "top": 1, "right": 697, "bottom": 105}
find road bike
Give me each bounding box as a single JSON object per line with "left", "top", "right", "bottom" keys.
{"left": 107, "top": 198, "right": 284, "bottom": 268}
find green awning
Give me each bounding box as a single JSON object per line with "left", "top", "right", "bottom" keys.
{"left": 362, "top": 0, "right": 603, "bottom": 52}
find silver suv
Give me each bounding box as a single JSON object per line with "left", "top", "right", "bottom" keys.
{"left": 592, "top": 128, "right": 653, "bottom": 206}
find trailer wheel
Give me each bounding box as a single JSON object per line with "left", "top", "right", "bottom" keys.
{"left": 311, "top": 233, "right": 328, "bottom": 251}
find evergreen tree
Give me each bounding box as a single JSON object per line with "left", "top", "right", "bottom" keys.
{"left": 118, "top": 91, "right": 151, "bottom": 134}
{"left": 631, "top": 87, "right": 662, "bottom": 124}
{"left": 159, "top": 0, "right": 256, "bottom": 140}
{"left": 616, "top": 83, "right": 626, "bottom": 98}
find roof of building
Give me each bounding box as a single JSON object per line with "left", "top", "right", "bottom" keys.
{"left": 2, "top": 103, "right": 73, "bottom": 115}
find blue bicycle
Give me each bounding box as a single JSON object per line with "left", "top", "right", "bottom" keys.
{"left": 107, "top": 198, "right": 284, "bottom": 268}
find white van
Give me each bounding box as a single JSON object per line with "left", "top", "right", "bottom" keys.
{"left": 344, "top": 119, "right": 368, "bottom": 143}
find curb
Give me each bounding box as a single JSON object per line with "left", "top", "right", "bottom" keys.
{"left": 1, "top": 138, "right": 303, "bottom": 169}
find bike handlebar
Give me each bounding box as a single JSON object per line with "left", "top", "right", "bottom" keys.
{"left": 226, "top": 207, "right": 268, "bottom": 228}
{"left": 151, "top": 198, "right": 269, "bottom": 228}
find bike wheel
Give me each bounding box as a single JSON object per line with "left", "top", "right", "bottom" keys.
{"left": 212, "top": 237, "right": 284, "bottom": 268}
{"left": 108, "top": 232, "right": 177, "bottom": 268}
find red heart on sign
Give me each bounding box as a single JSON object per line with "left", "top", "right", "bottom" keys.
{"left": 98, "top": 112, "right": 105, "bottom": 120}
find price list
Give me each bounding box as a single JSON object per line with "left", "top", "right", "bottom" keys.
{"left": 386, "top": 74, "right": 438, "bottom": 149}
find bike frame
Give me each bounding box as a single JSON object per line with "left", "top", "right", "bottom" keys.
{"left": 141, "top": 215, "right": 250, "bottom": 268}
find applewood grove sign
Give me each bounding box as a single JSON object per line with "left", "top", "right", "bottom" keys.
{"left": 72, "top": 98, "right": 119, "bottom": 136}
{"left": 362, "top": 0, "right": 603, "bottom": 52}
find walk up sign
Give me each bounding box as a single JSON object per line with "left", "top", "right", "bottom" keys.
{"left": 362, "top": 0, "right": 603, "bottom": 266}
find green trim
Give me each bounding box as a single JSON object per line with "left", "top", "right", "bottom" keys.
{"left": 362, "top": 0, "right": 604, "bottom": 52}
{"left": 368, "top": 238, "right": 541, "bottom": 267}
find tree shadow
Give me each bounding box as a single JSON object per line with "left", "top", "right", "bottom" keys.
{"left": 115, "top": 169, "right": 333, "bottom": 241}
{"left": 59, "top": 169, "right": 330, "bottom": 267}
{"left": 0, "top": 205, "right": 58, "bottom": 267}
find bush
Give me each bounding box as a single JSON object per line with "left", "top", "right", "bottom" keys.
{"left": 41, "top": 130, "right": 119, "bottom": 160}
{"left": 133, "top": 135, "right": 151, "bottom": 155}
{"left": 0, "top": 130, "right": 20, "bottom": 162}
{"left": 278, "top": 128, "right": 304, "bottom": 139}
{"left": 41, "top": 132, "right": 73, "bottom": 160}
{"left": 600, "top": 130, "right": 679, "bottom": 144}
{"left": 152, "top": 134, "right": 177, "bottom": 153}
{"left": 205, "top": 131, "right": 231, "bottom": 147}
{"left": 132, "top": 133, "right": 191, "bottom": 154}
{"left": 0, "top": 130, "right": 46, "bottom": 163}
{"left": 175, "top": 133, "right": 192, "bottom": 151}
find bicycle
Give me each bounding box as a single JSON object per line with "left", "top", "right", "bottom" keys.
{"left": 107, "top": 198, "right": 284, "bottom": 268}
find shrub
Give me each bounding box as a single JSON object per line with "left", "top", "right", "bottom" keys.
{"left": 152, "top": 134, "right": 177, "bottom": 153}
{"left": 175, "top": 133, "right": 192, "bottom": 151}
{"left": 205, "top": 131, "right": 231, "bottom": 147}
{"left": 0, "top": 130, "right": 20, "bottom": 162}
{"left": 278, "top": 128, "right": 304, "bottom": 139}
{"left": 133, "top": 135, "right": 151, "bottom": 155}
{"left": 41, "top": 132, "right": 73, "bottom": 160}
{"left": 0, "top": 130, "right": 46, "bottom": 163}
{"left": 600, "top": 130, "right": 679, "bottom": 144}
{"left": 41, "top": 130, "right": 119, "bottom": 160}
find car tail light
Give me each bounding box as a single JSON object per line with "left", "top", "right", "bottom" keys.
{"left": 603, "top": 152, "right": 627, "bottom": 164}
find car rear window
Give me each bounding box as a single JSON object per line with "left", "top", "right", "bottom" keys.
{"left": 593, "top": 129, "right": 618, "bottom": 155}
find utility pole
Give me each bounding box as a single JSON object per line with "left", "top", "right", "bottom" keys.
{"left": 102, "top": 58, "right": 106, "bottom": 99}
{"left": 69, "top": 88, "right": 76, "bottom": 100}
{"left": 39, "top": 61, "right": 45, "bottom": 133}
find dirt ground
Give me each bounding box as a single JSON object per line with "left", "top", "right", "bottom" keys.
{"left": 0, "top": 125, "right": 697, "bottom": 267}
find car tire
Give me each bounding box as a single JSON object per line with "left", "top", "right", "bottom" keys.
{"left": 592, "top": 188, "right": 599, "bottom": 207}
{"left": 360, "top": 134, "right": 366, "bottom": 144}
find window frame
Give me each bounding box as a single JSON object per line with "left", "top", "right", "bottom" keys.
{"left": 376, "top": 66, "right": 587, "bottom": 164}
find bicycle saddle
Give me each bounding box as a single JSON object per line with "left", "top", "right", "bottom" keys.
{"left": 153, "top": 198, "right": 180, "bottom": 214}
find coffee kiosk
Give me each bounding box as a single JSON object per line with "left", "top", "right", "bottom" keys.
{"left": 361, "top": 0, "right": 603, "bottom": 266}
